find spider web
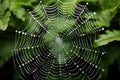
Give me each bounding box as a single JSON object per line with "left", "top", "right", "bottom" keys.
{"left": 12, "top": 0, "right": 106, "bottom": 80}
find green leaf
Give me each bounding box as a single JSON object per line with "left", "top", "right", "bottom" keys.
{"left": 99, "top": 0, "right": 120, "bottom": 10}
{"left": 0, "top": 11, "right": 11, "bottom": 31}
{"left": 76, "top": 0, "right": 97, "bottom": 2}
{"left": 9, "top": 2, "right": 27, "bottom": 21}
{"left": 95, "top": 11, "right": 113, "bottom": 27}
{"left": 94, "top": 30, "right": 120, "bottom": 47}
{"left": 9, "top": 0, "right": 36, "bottom": 21}
{"left": 0, "top": 0, "right": 10, "bottom": 15}
{"left": 85, "top": 11, "right": 114, "bottom": 28}
{"left": 10, "top": 0, "right": 35, "bottom": 6}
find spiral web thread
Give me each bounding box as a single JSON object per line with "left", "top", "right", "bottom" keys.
{"left": 12, "top": 0, "right": 106, "bottom": 80}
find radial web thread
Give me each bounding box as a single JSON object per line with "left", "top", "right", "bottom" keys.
{"left": 12, "top": 0, "right": 106, "bottom": 80}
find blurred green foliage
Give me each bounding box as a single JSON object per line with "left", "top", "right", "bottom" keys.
{"left": 94, "top": 30, "right": 120, "bottom": 47}
{"left": 0, "top": 0, "right": 120, "bottom": 79}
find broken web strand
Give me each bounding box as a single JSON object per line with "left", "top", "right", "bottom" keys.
{"left": 12, "top": 0, "right": 106, "bottom": 79}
